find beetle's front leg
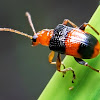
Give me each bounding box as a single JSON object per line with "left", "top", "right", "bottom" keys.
{"left": 48, "top": 51, "right": 65, "bottom": 68}
{"left": 48, "top": 51, "right": 56, "bottom": 64}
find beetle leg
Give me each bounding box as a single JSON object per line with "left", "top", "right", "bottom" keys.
{"left": 49, "top": 51, "right": 76, "bottom": 83}
{"left": 48, "top": 51, "right": 56, "bottom": 64}
{"left": 74, "top": 57, "right": 100, "bottom": 73}
{"left": 56, "top": 53, "right": 66, "bottom": 71}
{"left": 56, "top": 53, "right": 76, "bottom": 83}
{"left": 79, "top": 23, "right": 99, "bottom": 35}
{"left": 48, "top": 51, "right": 65, "bottom": 68}
{"left": 79, "top": 23, "right": 87, "bottom": 30}
{"left": 62, "top": 19, "right": 78, "bottom": 28}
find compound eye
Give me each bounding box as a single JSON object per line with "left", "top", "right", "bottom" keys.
{"left": 32, "top": 35, "right": 38, "bottom": 42}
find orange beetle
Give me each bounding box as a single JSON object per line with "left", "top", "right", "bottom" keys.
{"left": 0, "top": 12, "right": 100, "bottom": 83}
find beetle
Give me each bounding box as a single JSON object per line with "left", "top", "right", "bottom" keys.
{"left": 0, "top": 12, "right": 100, "bottom": 83}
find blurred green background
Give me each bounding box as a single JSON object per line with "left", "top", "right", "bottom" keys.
{"left": 0, "top": 0, "right": 99, "bottom": 100}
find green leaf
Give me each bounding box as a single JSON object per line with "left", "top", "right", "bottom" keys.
{"left": 38, "top": 5, "right": 100, "bottom": 100}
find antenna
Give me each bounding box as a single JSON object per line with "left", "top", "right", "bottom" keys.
{"left": 0, "top": 12, "right": 37, "bottom": 40}
{"left": 0, "top": 28, "right": 33, "bottom": 39}
{"left": 25, "top": 12, "right": 37, "bottom": 35}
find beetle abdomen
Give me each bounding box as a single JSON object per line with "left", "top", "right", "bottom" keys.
{"left": 65, "top": 29, "right": 100, "bottom": 59}
{"left": 78, "top": 33, "right": 100, "bottom": 58}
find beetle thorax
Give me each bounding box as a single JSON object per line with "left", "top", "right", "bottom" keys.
{"left": 32, "top": 29, "right": 53, "bottom": 46}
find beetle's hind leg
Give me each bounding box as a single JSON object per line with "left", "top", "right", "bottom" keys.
{"left": 74, "top": 57, "right": 100, "bottom": 73}
{"left": 79, "top": 22, "right": 100, "bottom": 35}
{"left": 48, "top": 51, "right": 76, "bottom": 83}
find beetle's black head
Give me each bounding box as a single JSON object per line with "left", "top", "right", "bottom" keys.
{"left": 32, "top": 35, "right": 39, "bottom": 46}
